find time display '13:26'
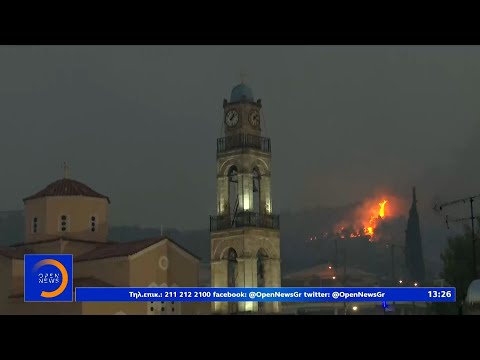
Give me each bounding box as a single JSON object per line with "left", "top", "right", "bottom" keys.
{"left": 428, "top": 290, "right": 452, "bottom": 298}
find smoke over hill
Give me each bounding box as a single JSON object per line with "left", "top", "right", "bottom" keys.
{"left": 0, "top": 199, "right": 447, "bottom": 279}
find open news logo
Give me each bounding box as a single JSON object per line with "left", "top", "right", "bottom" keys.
{"left": 24, "top": 254, "right": 73, "bottom": 302}
{"left": 38, "top": 272, "right": 60, "bottom": 284}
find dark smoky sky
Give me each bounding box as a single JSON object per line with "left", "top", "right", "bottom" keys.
{"left": 1, "top": 45, "right": 480, "bottom": 230}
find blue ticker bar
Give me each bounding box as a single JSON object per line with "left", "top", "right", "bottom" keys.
{"left": 74, "top": 287, "right": 456, "bottom": 302}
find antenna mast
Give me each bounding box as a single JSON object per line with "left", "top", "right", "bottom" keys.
{"left": 434, "top": 194, "right": 480, "bottom": 278}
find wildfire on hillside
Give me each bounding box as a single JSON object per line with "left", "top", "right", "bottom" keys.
{"left": 335, "top": 195, "right": 406, "bottom": 241}
{"left": 338, "top": 200, "right": 387, "bottom": 239}
{"left": 306, "top": 194, "right": 407, "bottom": 243}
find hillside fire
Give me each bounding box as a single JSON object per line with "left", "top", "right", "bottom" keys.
{"left": 305, "top": 194, "right": 407, "bottom": 244}
{"left": 338, "top": 199, "right": 388, "bottom": 239}
{"left": 334, "top": 195, "right": 408, "bottom": 241}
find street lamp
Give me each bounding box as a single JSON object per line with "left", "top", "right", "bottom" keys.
{"left": 332, "top": 276, "right": 336, "bottom": 280}
{"left": 399, "top": 280, "right": 403, "bottom": 285}
{"left": 412, "top": 281, "right": 418, "bottom": 314}
{"left": 352, "top": 306, "right": 358, "bottom": 311}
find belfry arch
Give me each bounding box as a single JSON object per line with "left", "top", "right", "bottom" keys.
{"left": 227, "top": 248, "right": 238, "bottom": 314}
{"left": 228, "top": 166, "right": 238, "bottom": 218}
{"left": 252, "top": 167, "right": 261, "bottom": 214}
{"left": 257, "top": 248, "right": 268, "bottom": 313}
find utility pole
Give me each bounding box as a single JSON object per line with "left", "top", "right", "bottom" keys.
{"left": 434, "top": 194, "right": 480, "bottom": 279}
{"left": 386, "top": 243, "right": 406, "bottom": 286}
{"left": 471, "top": 197, "right": 476, "bottom": 279}
{"left": 390, "top": 244, "right": 395, "bottom": 285}
{"left": 343, "top": 246, "right": 347, "bottom": 315}
{"left": 334, "top": 238, "right": 338, "bottom": 270}
{"left": 333, "top": 238, "right": 348, "bottom": 314}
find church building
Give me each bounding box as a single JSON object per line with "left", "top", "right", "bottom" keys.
{"left": 0, "top": 168, "right": 206, "bottom": 315}
{"left": 0, "top": 81, "right": 279, "bottom": 315}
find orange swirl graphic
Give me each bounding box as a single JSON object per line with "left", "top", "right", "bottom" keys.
{"left": 33, "top": 259, "right": 69, "bottom": 298}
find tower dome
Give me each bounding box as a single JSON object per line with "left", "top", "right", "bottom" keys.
{"left": 230, "top": 83, "right": 254, "bottom": 103}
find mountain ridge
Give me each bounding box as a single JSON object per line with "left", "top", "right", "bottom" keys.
{"left": 0, "top": 204, "right": 447, "bottom": 277}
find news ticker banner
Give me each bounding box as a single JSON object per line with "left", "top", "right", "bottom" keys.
{"left": 75, "top": 287, "right": 456, "bottom": 302}
{"left": 24, "top": 254, "right": 456, "bottom": 303}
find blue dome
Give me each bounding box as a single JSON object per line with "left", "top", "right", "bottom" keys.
{"left": 230, "top": 83, "right": 254, "bottom": 103}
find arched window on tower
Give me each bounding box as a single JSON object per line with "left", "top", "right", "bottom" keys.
{"left": 252, "top": 167, "right": 261, "bottom": 214}
{"left": 257, "top": 248, "right": 268, "bottom": 288}
{"left": 227, "top": 248, "right": 238, "bottom": 287}
{"left": 228, "top": 166, "right": 239, "bottom": 220}
{"left": 227, "top": 248, "right": 238, "bottom": 314}
{"left": 257, "top": 248, "right": 268, "bottom": 313}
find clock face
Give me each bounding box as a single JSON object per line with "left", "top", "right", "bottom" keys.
{"left": 225, "top": 109, "right": 239, "bottom": 127}
{"left": 249, "top": 110, "right": 260, "bottom": 127}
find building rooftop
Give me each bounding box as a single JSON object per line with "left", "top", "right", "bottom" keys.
{"left": 0, "top": 246, "right": 27, "bottom": 260}
{"left": 1, "top": 236, "right": 201, "bottom": 262}
{"left": 74, "top": 236, "right": 169, "bottom": 262}
{"left": 23, "top": 178, "right": 110, "bottom": 204}
{"left": 8, "top": 276, "right": 114, "bottom": 299}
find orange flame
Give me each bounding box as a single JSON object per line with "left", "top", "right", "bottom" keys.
{"left": 379, "top": 200, "right": 387, "bottom": 218}
{"left": 362, "top": 200, "right": 388, "bottom": 239}
{"left": 335, "top": 197, "right": 393, "bottom": 241}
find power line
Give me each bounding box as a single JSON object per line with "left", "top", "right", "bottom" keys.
{"left": 434, "top": 194, "right": 479, "bottom": 279}
{"left": 445, "top": 215, "right": 480, "bottom": 229}
{"left": 433, "top": 194, "right": 480, "bottom": 212}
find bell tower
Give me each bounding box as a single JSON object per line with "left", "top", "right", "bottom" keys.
{"left": 210, "top": 81, "right": 281, "bottom": 314}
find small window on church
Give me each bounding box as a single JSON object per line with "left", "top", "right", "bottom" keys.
{"left": 32, "top": 217, "right": 38, "bottom": 233}
{"left": 90, "top": 215, "right": 97, "bottom": 232}
{"left": 58, "top": 215, "right": 69, "bottom": 232}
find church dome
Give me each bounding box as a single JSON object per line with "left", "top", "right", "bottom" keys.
{"left": 230, "top": 83, "right": 254, "bottom": 103}
{"left": 23, "top": 178, "right": 110, "bottom": 204}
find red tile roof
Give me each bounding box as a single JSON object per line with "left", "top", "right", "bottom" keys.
{"left": 73, "top": 277, "right": 115, "bottom": 287}
{"left": 2, "top": 237, "right": 200, "bottom": 262}
{"left": 8, "top": 277, "right": 114, "bottom": 298}
{"left": 75, "top": 236, "right": 200, "bottom": 262}
{"left": 0, "top": 246, "right": 26, "bottom": 260}
{"left": 9, "top": 236, "right": 111, "bottom": 248}
{"left": 23, "top": 178, "right": 110, "bottom": 203}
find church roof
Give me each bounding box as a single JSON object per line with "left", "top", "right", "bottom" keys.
{"left": 230, "top": 83, "right": 254, "bottom": 103}
{"left": 9, "top": 236, "right": 110, "bottom": 248}
{"left": 0, "top": 246, "right": 26, "bottom": 259}
{"left": 73, "top": 277, "right": 115, "bottom": 288}
{"left": 3, "top": 236, "right": 200, "bottom": 261}
{"left": 75, "top": 236, "right": 200, "bottom": 262}
{"left": 8, "top": 277, "right": 114, "bottom": 299}
{"left": 23, "top": 178, "right": 110, "bottom": 204}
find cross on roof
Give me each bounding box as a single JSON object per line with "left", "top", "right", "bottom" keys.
{"left": 62, "top": 162, "right": 69, "bottom": 179}
{"left": 240, "top": 70, "right": 248, "bottom": 84}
